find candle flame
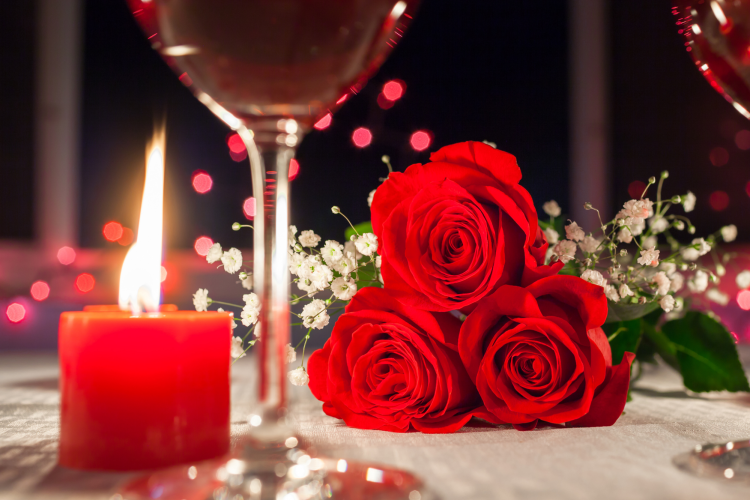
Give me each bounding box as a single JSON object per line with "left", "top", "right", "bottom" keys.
{"left": 119, "top": 129, "right": 165, "bottom": 313}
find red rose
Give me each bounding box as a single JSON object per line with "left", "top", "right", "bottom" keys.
{"left": 459, "top": 275, "right": 634, "bottom": 430}
{"left": 308, "top": 287, "right": 480, "bottom": 433}
{"left": 371, "top": 141, "right": 562, "bottom": 312}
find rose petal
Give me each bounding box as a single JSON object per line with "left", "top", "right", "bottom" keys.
{"left": 568, "top": 352, "right": 635, "bottom": 428}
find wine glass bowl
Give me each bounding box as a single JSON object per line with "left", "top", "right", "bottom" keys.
{"left": 673, "top": 0, "right": 750, "bottom": 118}
{"left": 127, "top": 0, "right": 417, "bottom": 132}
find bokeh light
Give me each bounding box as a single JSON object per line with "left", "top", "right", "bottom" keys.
{"left": 735, "top": 130, "right": 750, "bottom": 150}
{"left": 160, "top": 266, "right": 168, "bottom": 283}
{"left": 75, "top": 273, "right": 95, "bottom": 293}
{"left": 289, "top": 159, "right": 300, "bottom": 181}
{"left": 226, "top": 133, "right": 245, "bottom": 153}
{"left": 737, "top": 290, "right": 750, "bottom": 310}
{"left": 192, "top": 170, "right": 213, "bottom": 194}
{"left": 314, "top": 113, "right": 332, "bottom": 130}
{"left": 382, "top": 80, "right": 405, "bottom": 101}
{"left": 709, "top": 190, "right": 729, "bottom": 211}
{"left": 57, "top": 246, "right": 76, "bottom": 265}
{"left": 730, "top": 332, "right": 740, "bottom": 343}
{"left": 194, "top": 236, "right": 214, "bottom": 256}
{"left": 118, "top": 227, "right": 134, "bottom": 246}
{"left": 628, "top": 180, "right": 647, "bottom": 199}
{"left": 243, "top": 197, "right": 257, "bottom": 219}
{"left": 6, "top": 303, "right": 25, "bottom": 323}
{"left": 709, "top": 147, "right": 729, "bottom": 167}
{"left": 230, "top": 149, "right": 248, "bottom": 162}
{"left": 30, "top": 281, "right": 50, "bottom": 301}
{"left": 746, "top": 180, "right": 750, "bottom": 197}
{"left": 102, "top": 221, "right": 124, "bottom": 242}
{"left": 352, "top": 127, "right": 373, "bottom": 148}
{"left": 377, "top": 93, "right": 395, "bottom": 110}
{"left": 410, "top": 131, "right": 432, "bottom": 151}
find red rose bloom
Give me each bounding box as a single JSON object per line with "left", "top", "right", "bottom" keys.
{"left": 459, "top": 275, "right": 634, "bottom": 430}
{"left": 308, "top": 287, "right": 480, "bottom": 433}
{"left": 371, "top": 141, "right": 562, "bottom": 312}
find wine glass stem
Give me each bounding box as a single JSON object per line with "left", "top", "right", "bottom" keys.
{"left": 238, "top": 128, "right": 294, "bottom": 415}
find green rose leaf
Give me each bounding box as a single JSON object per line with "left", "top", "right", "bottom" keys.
{"left": 603, "top": 319, "right": 642, "bottom": 365}
{"left": 605, "top": 300, "right": 660, "bottom": 323}
{"left": 345, "top": 221, "right": 373, "bottom": 241}
{"left": 661, "top": 311, "right": 750, "bottom": 393}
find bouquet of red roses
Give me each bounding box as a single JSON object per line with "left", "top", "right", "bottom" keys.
{"left": 200, "top": 140, "right": 748, "bottom": 433}
{"left": 306, "top": 142, "right": 634, "bottom": 433}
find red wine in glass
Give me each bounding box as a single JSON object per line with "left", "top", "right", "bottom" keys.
{"left": 673, "top": 0, "right": 750, "bottom": 118}
{"left": 128, "top": 0, "right": 418, "bottom": 131}
{"left": 120, "top": 2, "right": 423, "bottom": 499}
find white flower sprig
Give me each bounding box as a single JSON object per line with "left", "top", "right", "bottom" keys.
{"left": 541, "top": 170, "right": 743, "bottom": 314}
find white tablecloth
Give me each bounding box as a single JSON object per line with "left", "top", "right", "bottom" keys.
{"left": 1, "top": 351, "right": 749, "bottom": 500}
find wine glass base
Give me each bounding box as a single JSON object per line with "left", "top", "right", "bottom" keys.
{"left": 116, "top": 441, "right": 433, "bottom": 500}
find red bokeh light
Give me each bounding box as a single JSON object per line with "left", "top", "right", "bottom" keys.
{"left": 289, "top": 159, "right": 300, "bottom": 181}
{"left": 102, "top": 221, "right": 124, "bottom": 242}
{"left": 243, "top": 197, "right": 256, "bottom": 219}
{"left": 194, "top": 236, "right": 214, "bottom": 257}
{"left": 382, "top": 80, "right": 405, "bottom": 101}
{"left": 75, "top": 273, "right": 95, "bottom": 293}
{"left": 352, "top": 127, "right": 372, "bottom": 148}
{"left": 709, "top": 146, "right": 729, "bottom": 167}
{"left": 230, "top": 149, "right": 248, "bottom": 162}
{"left": 30, "top": 281, "right": 50, "bottom": 301}
{"left": 628, "top": 180, "right": 647, "bottom": 199}
{"left": 746, "top": 180, "right": 750, "bottom": 197}
{"left": 709, "top": 190, "right": 729, "bottom": 211}
{"left": 192, "top": 170, "right": 213, "bottom": 194}
{"left": 6, "top": 303, "right": 25, "bottom": 323}
{"left": 410, "top": 131, "right": 432, "bottom": 151}
{"left": 376, "top": 93, "right": 396, "bottom": 110}
{"left": 57, "top": 246, "right": 76, "bottom": 265}
{"left": 118, "top": 227, "right": 134, "bottom": 246}
{"left": 226, "top": 133, "right": 245, "bottom": 153}
{"left": 336, "top": 94, "right": 348, "bottom": 105}
{"left": 314, "top": 113, "right": 332, "bottom": 130}
{"left": 738, "top": 290, "right": 750, "bottom": 310}
{"left": 735, "top": 130, "right": 750, "bottom": 150}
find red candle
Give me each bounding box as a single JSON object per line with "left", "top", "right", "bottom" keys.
{"left": 58, "top": 308, "right": 232, "bottom": 470}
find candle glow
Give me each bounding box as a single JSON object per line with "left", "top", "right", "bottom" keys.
{"left": 118, "top": 129, "right": 165, "bottom": 313}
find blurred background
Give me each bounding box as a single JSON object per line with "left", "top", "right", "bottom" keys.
{"left": 1, "top": 0, "right": 749, "bottom": 350}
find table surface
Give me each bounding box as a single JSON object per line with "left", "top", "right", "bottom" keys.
{"left": 1, "top": 351, "right": 749, "bottom": 500}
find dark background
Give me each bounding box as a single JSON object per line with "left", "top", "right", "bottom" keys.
{"left": 1, "top": 0, "right": 748, "bottom": 247}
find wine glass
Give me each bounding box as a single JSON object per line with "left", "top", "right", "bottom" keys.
{"left": 120, "top": 1, "right": 423, "bottom": 499}
{"left": 673, "top": 0, "right": 750, "bottom": 118}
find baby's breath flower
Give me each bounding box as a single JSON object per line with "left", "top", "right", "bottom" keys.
{"left": 565, "top": 221, "right": 585, "bottom": 242}
{"left": 240, "top": 306, "right": 260, "bottom": 327}
{"left": 706, "top": 288, "right": 730, "bottom": 306}
{"left": 375, "top": 255, "right": 382, "bottom": 268}
{"left": 721, "top": 224, "right": 738, "bottom": 243}
{"left": 221, "top": 248, "right": 243, "bottom": 274}
{"left": 301, "top": 299, "right": 330, "bottom": 330}
{"left": 637, "top": 247, "right": 660, "bottom": 267}
{"left": 670, "top": 272, "right": 684, "bottom": 292}
{"left": 659, "top": 295, "right": 675, "bottom": 313}
{"left": 289, "top": 225, "right": 298, "bottom": 246}
{"left": 231, "top": 337, "right": 246, "bottom": 359}
{"left": 652, "top": 272, "right": 671, "bottom": 296}
{"left": 681, "top": 238, "right": 711, "bottom": 261}
{"left": 232, "top": 222, "right": 241, "bottom": 231}
{"left": 553, "top": 240, "right": 576, "bottom": 263}
{"left": 241, "top": 273, "right": 253, "bottom": 290}
{"left": 673, "top": 220, "right": 685, "bottom": 231}
{"left": 579, "top": 235, "right": 599, "bottom": 254}
{"left": 286, "top": 343, "right": 296, "bottom": 364}
{"left": 193, "top": 288, "right": 210, "bottom": 312}
{"left": 544, "top": 227, "right": 559, "bottom": 245}
{"left": 642, "top": 235, "right": 658, "bottom": 250}
{"left": 649, "top": 217, "right": 669, "bottom": 234}
{"left": 736, "top": 270, "right": 750, "bottom": 289}
{"left": 288, "top": 367, "right": 309, "bottom": 386}
{"left": 289, "top": 252, "right": 305, "bottom": 276}
{"left": 682, "top": 191, "right": 696, "bottom": 212}
{"left": 604, "top": 284, "right": 619, "bottom": 302}
{"left": 206, "top": 242, "right": 223, "bottom": 264}
{"left": 581, "top": 269, "right": 606, "bottom": 287}
{"left": 243, "top": 293, "right": 260, "bottom": 309}
{"left": 298, "top": 230, "right": 321, "bottom": 248}
{"left": 331, "top": 206, "right": 340, "bottom": 214}
{"left": 355, "top": 233, "right": 379, "bottom": 256}
{"left": 543, "top": 200, "right": 561, "bottom": 218}
{"left": 619, "top": 284, "right": 634, "bottom": 298}
{"left": 367, "top": 189, "right": 376, "bottom": 207}
{"left": 321, "top": 240, "right": 344, "bottom": 266}
{"left": 331, "top": 277, "right": 357, "bottom": 301}
{"left": 333, "top": 253, "right": 356, "bottom": 277}
{"left": 688, "top": 270, "right": 709, "bottom": 293}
